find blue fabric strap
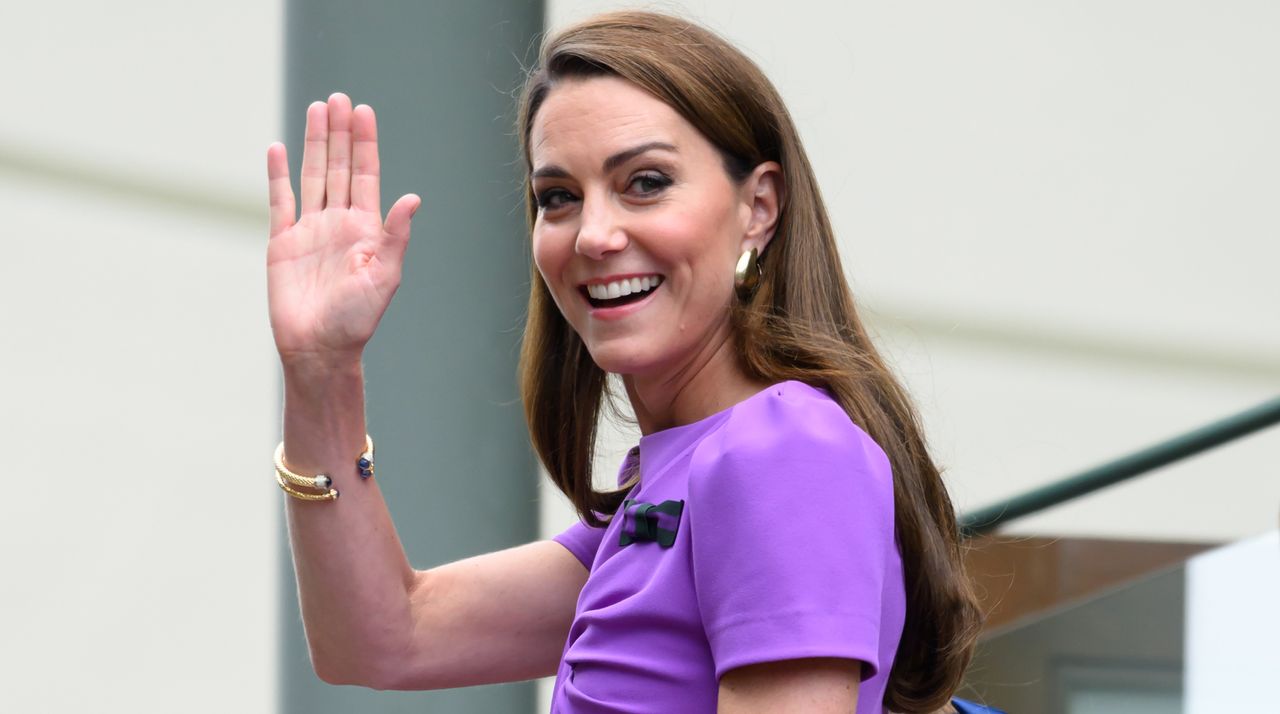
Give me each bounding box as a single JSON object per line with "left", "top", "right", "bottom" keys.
{"left": 950, "top": 697, "right": 1008, "bottom": 714}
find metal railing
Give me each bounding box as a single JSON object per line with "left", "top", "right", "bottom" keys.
{"left": 959, "top": 396, "right": 1280, "bottom": 537}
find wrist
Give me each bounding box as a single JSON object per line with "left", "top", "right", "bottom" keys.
{"left": 281, "top": 356, "right": 366, "bottom": 418}
{"left": 281, "top": 360, "right": 368, "bottom": 471}
{"left": 280, "top": 351, "right": 364, "bottom": 383}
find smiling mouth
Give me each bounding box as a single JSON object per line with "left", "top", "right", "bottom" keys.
{"left": 580, "top": 275, "right": 664, "bottom": 309}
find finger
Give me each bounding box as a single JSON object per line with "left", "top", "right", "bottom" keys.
{"left": 383, "top": 193, "right": 421, "bottom": 262}
{"left": 299, "top": 101, "right": 328, "bottom": 213}
{"left": 350, "top": 104, "right": 381, "bottom": 213}
{"left": 266, "top": 142, "right": 296, "bottom": 237}
{"left": 326, "top": 92, "right": 354, "bottom": 209}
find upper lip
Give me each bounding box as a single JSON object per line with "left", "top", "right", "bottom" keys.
{"left": 578, "top": 272, "right": 664, "bottom": 287}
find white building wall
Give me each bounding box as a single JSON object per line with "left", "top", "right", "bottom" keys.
{"left": 1185, "top": 530, "right": 1280, "bottom": 712}
{"left": 0, "top": 1, "right": 282, "bottom": 712}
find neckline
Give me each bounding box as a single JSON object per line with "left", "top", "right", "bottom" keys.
{"left": 634, "top": 380, "right": 806, "bottom": 475}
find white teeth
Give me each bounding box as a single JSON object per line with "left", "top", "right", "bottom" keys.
{"left": 585, "top": 276, "right": 663, "bottom": 301}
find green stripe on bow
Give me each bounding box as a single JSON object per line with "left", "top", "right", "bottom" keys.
{"left": 619, "top": 499, "right": 684, "bottom": 548}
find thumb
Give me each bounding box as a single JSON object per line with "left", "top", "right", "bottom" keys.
{"left": 383, "top": 193, "right": 421, "bottom": 254}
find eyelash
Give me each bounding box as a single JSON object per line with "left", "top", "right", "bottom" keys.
{"left": 535, "top": 171, "right": 674, "bottom": 211}
{"left": 628, "top": 171, "right": 673, "bottom": 195}
{"left": 535, "top": 188, "right": 575, "bottom": 211}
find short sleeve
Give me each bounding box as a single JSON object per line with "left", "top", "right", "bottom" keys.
{"left": 553, "top": 518, "right": 606, "bottom": 570}
{"left": 688, "top": 385, "right": 895, "bottom": 681}
{"left": 552, "top": 446, "right": 640, "bottom": 570}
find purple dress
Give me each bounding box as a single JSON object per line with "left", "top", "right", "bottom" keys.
{"left": 551, "top": 380, "right": 906, "bottom": 713}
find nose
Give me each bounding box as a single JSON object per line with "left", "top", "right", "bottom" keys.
{"left": 574, "top": 194, "right": 628, "bottom": 260}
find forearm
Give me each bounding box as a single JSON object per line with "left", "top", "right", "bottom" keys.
{"left": 280, "top": 357, "right": 418, "bottom": 686}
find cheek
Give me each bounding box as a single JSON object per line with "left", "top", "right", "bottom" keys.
{"left": 531, "top": 225, "right": 578, "bottom": 311}
{"left": 669, "top": 184, "right": 741, "bottom": 247}
{"left": 531, "top": 226, "right": 563, "bottom": 283}
{"left": 656, "top": 208, "right": 739, "bottom": 280}
{"left": 643, "top": 205, "right": 733, "bottom": 263}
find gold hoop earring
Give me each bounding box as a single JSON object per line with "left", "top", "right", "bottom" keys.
{"left": 734, "top": 247, "right": 761, "bottom": 300}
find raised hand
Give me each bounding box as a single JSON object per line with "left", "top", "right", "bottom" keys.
{"left": 266, "top": 92, "right": 420, "bottom": 368}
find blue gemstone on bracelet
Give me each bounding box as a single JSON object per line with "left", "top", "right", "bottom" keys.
{"left": 358, "top": 457, "right": 372, "bottom": 469}
{"left": 358, "top": 467, "right": 373, "bottom": 479}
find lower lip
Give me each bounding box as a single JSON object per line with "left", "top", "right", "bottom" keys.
{"left": 586, "top": 285, "right": 661, "bottom": 321}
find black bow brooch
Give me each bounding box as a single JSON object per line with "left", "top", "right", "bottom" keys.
{"left": 619, "top": 499, "right": 685, "bottom": 548}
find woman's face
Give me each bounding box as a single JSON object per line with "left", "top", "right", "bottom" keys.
{"left": 528, "top": 75, "right": 776, "bottom": 377}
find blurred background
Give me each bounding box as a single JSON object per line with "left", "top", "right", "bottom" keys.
{"left": 2, "top": 1, "right": 1276, "bottom": 712}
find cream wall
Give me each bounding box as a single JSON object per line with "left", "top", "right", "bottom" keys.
{"left": 0, "top": 2, "right": 282, "bottom": 711}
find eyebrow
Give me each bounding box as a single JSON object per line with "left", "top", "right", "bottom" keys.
{"left": 531, "top": 141, "right": 678, "bottom": 180}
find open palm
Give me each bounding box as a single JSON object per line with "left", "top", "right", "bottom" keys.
{"left": 266, "top": 93, "right": 420, "bottom": 366}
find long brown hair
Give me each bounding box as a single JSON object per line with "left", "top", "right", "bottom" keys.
{"left": 516, "top": 11, "right": 982, "bottom": 712}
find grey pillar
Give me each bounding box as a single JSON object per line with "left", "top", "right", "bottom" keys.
{"left": 280, "top": 2, "right": 545, "bottom": 712}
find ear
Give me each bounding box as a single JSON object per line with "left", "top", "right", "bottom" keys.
{"left": 739, "top": 161, "right": 784, "bottom": 255}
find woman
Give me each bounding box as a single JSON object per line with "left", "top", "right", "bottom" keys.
{"left": 266, "top": 10, "right": 983, "bottom": 714}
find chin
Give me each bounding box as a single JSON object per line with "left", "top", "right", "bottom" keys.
{"left": 587, "top": 351, "right": 648, "bottom": 376}
{"left": 583, "top": 340, "right": 661, "bottom": 376}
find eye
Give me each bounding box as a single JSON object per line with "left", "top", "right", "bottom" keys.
{"left": 626, "top": 171, "right": 672, "bottom": 197}
{"left": 535, "top": 187, "right": 578, "bottom": 212}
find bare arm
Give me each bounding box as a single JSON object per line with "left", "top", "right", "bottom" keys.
{"left": 718, "top": 659, "right": 860, "bottom": 713}
{"left": 281, "top": 362, "right": 586, "bottom": 690}
{"left": 391, "top": 539, "right": 588, "bottom": 689}
{"left": 268, "top": 93, "right": 585, "bottom": 690}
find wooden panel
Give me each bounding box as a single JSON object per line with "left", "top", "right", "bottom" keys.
{"left": 963, "top": 535, "right": 1216, "bottom": 632}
